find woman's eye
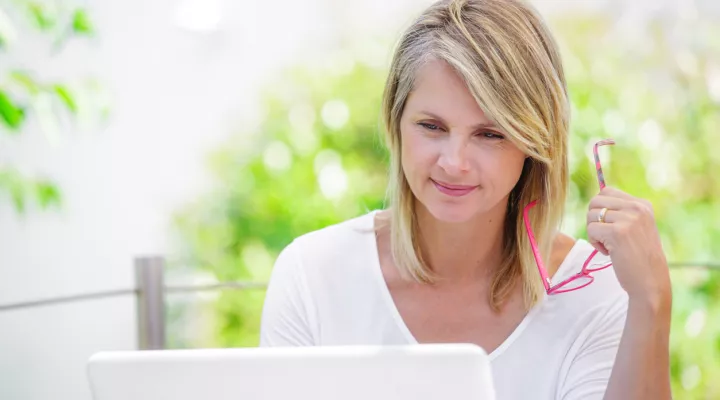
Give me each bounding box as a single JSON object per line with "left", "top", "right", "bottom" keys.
{"left": 418, "top": 122, "right": 441, "bottom": 131}
{"left": 479, "top": 131, "right": 504, "bottom": 140}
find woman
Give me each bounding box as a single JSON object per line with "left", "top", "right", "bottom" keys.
{"left": 260, "top": 0, "right": 672, "bottom": 398}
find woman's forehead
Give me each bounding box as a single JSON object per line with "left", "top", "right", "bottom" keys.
{"left": 406, "top": 60, "right": 495, "bottom": 127}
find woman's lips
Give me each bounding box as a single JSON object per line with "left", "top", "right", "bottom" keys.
{"left": 431, "top": 179, "right": 478, "bottom": 197}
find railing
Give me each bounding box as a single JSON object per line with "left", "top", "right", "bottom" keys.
{"left": 0, "top": 256, "right": 267, "bottom": 350}
{"left": 0, "top": 258, "right": 717, "bottom": 350}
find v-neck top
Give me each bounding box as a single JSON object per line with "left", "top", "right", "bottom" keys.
{"left": 260, "top": 210, "right": 628, "bottom": 400}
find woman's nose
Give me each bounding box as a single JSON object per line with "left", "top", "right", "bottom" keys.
{"left": 437, "top": 135, "right": 471, "bottom": 175}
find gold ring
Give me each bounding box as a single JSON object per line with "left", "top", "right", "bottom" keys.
{"left": 598, "top": 207, "right": 608, "bottom": 223}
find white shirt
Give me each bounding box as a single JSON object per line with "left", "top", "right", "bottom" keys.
{"left": 260, "top": 210, "right": 628, "bottom": 400}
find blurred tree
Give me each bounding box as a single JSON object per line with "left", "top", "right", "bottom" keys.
{"left": 172, "top": 52, "right": 390, "bottom": 347}
{"left": 174, "top": 10, "right": 720, "bottom": 400}
{"left": 0, "top": 0, "right": 102, "bottom": 213}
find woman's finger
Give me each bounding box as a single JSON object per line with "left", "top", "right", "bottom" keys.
{"left": 599, "top": 186, "right": 635, "bottom": 200}
{"left": 588, "top": 239, "right": 609, "bottom": 256}
{"left": 588, "top": 194, "right": 629, "bottom": 212}
{"left": 586, "top": 221, "right": 618, "bottom": 253}
{"left": 595, "top": 194, "right": 654, "bottom": 219}
{"left": 586, "top": 213, "right": 618, "bottom": 255}
{"left": 586, "top": 207, "right": 624, "bottom": 224}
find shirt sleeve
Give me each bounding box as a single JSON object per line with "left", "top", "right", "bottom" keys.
{"left": 558, "top": 293, "right": 629, "bottom": 400}
{"left": 259, "top": 241, "right": 316, "bottom": 347}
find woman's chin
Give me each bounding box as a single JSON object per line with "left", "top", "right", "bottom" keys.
{"left": 423, "top": 203, "right": 478, "bottom": 224}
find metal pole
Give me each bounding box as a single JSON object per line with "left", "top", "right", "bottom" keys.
{"left": 135, "top": 256, "right": 166, "bottom": 350}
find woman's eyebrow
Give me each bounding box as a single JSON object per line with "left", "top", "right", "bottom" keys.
{"left": 417, "top": 110, "right": 499, "bottom": 129}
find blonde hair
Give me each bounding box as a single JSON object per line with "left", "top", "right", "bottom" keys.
{"left": 380, "top": 0, "right": 569, "bottom": 310}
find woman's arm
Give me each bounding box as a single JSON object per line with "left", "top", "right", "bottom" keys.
{"left": 604, "top": 291, "right": 672, "bottom": 399}
{"left": 586, "top": 187, "right": 673, "bottom": 400}
{"left": 259, "top": 241, "right": 316, "bottom": 346}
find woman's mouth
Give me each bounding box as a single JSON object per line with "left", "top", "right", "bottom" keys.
{"left": 431, "top": 179, "right": 478, "bottom": 197}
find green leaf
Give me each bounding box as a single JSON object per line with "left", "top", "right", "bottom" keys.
{"left": 28, "top": 2, "right": 55, "bottom": 30}
{"left": 10, "top": 186, "right": 25, "bottom": 212}
{"left": 52, "top": 84, "right": 77, "bottom": 114}
{"left": 10, "top": 71, "right": 41, "bottom": 95}
{"left": 71, "top": 9, "right": 93, "bottom": 35}
{"left": 0, "top": 90, "right": 25, "bottom": 130}
{"left": 0, "top": 170, "right": 62, "bottom": 212}
{"left": 34, "top": 181, "right": 61, "bottom": 208}
{"left": 0, "top": 169, "right": 26, "bottom": 213}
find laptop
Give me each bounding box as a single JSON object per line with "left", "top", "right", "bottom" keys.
{"left": 87, "top": 344, "right": 495, "bottom": 400}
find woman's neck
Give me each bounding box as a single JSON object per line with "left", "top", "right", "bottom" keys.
{"left": 415, "top": 198, "right": 509, "bottom": 284}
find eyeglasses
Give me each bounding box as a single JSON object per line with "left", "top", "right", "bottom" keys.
{"left": 522, "top": 139, "right": 615, "bottom": 295}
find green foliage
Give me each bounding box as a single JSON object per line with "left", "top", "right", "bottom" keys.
{"left": 0, "top": 1, "right": 99, "bottom": 213}
{"left": 173, "top": 56, "right": 389, "bottom": 346}
{"left": 0, "top": 169, "right": 61, "bottom": 212}
{"left": 27, "top": 2, "right": 55, "bottom": 31}
{"left": 51, "top": 84, "right": 77, "bottom": 113}
{"left": 174, "top": 13, "right": 720, "bottom": 400}
{"left": 70, "top": 9, "right": 92, "bottom": 35}
{"left": 670, "top": 269, "right": 720, "bottom": 399}
{"left": 0, "top": 89, "right": 25, "bottom": 129}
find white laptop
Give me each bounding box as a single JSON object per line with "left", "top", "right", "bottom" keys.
{"left": 87, "top": 344, "right": 495, "bottom": 400}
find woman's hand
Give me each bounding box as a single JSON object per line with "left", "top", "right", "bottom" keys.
{"left": 586, "top": 187, "right": 672, "bottom": 306}
{"left": 587, "top": 187, "right": 673, "bottom": 400}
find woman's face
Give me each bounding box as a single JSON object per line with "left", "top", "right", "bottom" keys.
{"left": 399, "top": 59, "right": 527, "bottom": 223}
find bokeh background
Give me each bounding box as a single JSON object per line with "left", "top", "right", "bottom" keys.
{"left": 1, "top": 0, "right": 719, "bottom": 399}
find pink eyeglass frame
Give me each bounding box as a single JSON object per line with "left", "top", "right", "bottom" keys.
{"left": 522, "top": 139, "right": 615, "bottom": 295}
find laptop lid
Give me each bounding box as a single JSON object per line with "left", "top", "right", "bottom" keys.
{"left": 87, "top": 344, "right": 495, "bottom": 400}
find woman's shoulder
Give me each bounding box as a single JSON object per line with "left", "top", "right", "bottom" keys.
{"left": 292, "top": 209, "right": 378, "bottom": 250}
{"left": 280, "top": 209, "right": 381, "bottom": 277}
{"left": 549, "top": 237, "right": 627, "bottom": 305}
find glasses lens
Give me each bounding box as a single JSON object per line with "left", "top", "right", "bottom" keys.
{"left": 585, "top": 261, "right": 612, "bottom": 273}
{"left": 550, "top": 275, "right": 593, "bottom": 294}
